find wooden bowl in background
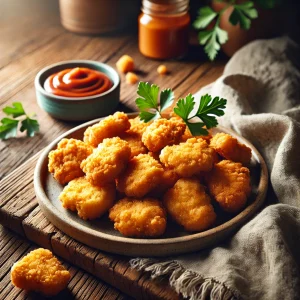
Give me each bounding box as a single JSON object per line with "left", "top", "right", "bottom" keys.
{"left": 59, "top": 0, "right": 140, "bottom": 35}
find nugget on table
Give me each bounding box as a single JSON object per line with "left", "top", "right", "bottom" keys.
{"left": 160, "top": 138, "right": 216, "bottom": 177}
{"left": 48, "top": 138, "right": 93, "bottom": 185}
{"left": 11, "top": 248, "right": 70, "bottom": 296}
{"left": 83, "top": 111, "right": 130, "bottom": 147}
{"left": 205, "top": 160, "right": 251, "bottom": 213}
{"left": 81, "top": 137, "right": 131, "bottom": 185}
{"left": 142, "top": 118, "right": 186, "bottom": 152}
{"left": 109, "top": 197, "right": 167, "bottom": 237}
{"left": 116, "top": 153, "right": 164, "bottom": 198}
{"left": 59, "top": 177, "right": 116, "bottom": 220}
{"left": 210, "top": 133, "right": 252, "bottom": 165}
{"left": 163, "top": 178, "right": 216, "bottom": 232}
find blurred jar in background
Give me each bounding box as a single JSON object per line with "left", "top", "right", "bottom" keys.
{"left": 139, "top": 0, "right": 190, "bottom": 59}
{"left": 59, "top": 0, "right": 140, "bottom": 35}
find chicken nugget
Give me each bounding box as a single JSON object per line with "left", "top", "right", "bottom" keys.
{"left": 11, "top": 248, "right": 70, "bottom": 296}
{"left": 163, "top": 178, "right": 216, "bottom": 232}
{"left": 48, "top": 138, "right": 93, "bottom": 185}
{"left": 160, "top": 138, "right": 216, "bottom": 177}
{"left": 128, "top": 116, "right": 150, "bottom": 136}
{"left": 205, "top": 160, "right": 251, "bottom": 213}
{"left": 117, "top": 154, "right": 164, "bottom": 198}
{"left": 109, "top": 197, "right": 166, "bottom": 237}
{"left": 119, "top": 131, "right": 148, "bottom": 158}
{"left": 142, "top": 118, "right": 186, "bottom": 152}
{"left": 81, "top": 137, "right": 131, "bottom": 185}
{"left": 59, "top": 177, "right": 116, "bottom": 220}
{"left": 83, "top": 111, "right": 130, "bottom": 147}
{"left": 180, "top": 127, "right": 212, "bottom": 143}
{"left": 149, "top": 168, "right": 179, "bottom": 198}
{"left": 210, "top": 133, "right": 252, "bottom": 165}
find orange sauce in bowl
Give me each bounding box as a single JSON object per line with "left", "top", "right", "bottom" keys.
{"left": 44, "top": 67, "right": 112, "bottom": 97}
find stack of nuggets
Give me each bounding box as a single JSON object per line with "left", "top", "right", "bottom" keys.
{"left": 48, "top": 112, "right": 252, "bottom": 238}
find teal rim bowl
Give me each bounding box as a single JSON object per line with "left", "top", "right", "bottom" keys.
{"left": 35, "top": 60, "right": 120, "bottom": 121}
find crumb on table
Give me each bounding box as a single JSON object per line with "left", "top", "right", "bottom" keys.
{"left": 116, "top": 55, "right": 134, "bottom": 73}
{"left": 157, "top": 65, "right": 168, "bottom": 75}
{"left": 125, "top": 72, "right": 139, "bottom": 84}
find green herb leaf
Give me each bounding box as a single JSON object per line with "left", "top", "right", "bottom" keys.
{"left": 193, "top": 6, "right": 217, "bottom": 29}
{"left": 136, "top": 82, "right": 159, "bottom": 110}
{"left": 173, "top": 94, "right": 195, "bottom": 120}
{"left": 215, "top": 27, "right": 228, "bottom": 44}
{"left": 20, "top": 117, "right": 39, "bottom": 137}
{"left": 139, "top": 111, "right": 160, "bottom": 123}
{"left": 196, "top": 94, "right": 227, "bottom": 129}
{"left": 3, "top": 102, "right": 25, "bottom": 118}
{"left": 230, "top": 2, "right": 258, "bottom": 30}
{"left": 198, "top": 26, "right": 228, "bottom": 61}
{"left": 0, "top": 118, "right": 19, "bottom": 139}
{"left": 173, "top": 93, "right": 227, "bottom": 135}
{"left": 160, "top": 89, "right": 174, "bottom": 112}
{"left": 185, "top": 121, "right": 209, "bottom": 136}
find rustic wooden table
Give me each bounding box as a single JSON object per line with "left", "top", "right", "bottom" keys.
{"left": 0, "top": 0, "right": 225, "bottom": 299}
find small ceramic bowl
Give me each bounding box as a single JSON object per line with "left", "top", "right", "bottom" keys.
{"left": 35, "top": 60, "right": 120, "bottom": 121}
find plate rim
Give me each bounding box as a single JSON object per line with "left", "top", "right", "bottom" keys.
{"left": 34, "top": 113, "right": 268, "bottom": 255}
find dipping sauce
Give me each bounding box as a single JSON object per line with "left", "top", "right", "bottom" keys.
{"left": 138, "top": 0, "right": 190, "bottom": 60}
{"left": 44, "top": 67, "right": 112, "bottom": 97}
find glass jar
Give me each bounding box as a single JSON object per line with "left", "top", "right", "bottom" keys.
{"left": 138, "top": 0, "right": 190, "bottom": 60}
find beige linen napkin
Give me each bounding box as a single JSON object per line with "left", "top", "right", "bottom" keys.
{"left": 131, "top": 37, "right": 300, "bottom": 300}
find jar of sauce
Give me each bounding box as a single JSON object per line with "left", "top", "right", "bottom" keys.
{"left": 138, "top": 0, "right": 190, "bottom": 60}
{"left": 44, "top": 67, "right": 112, "bottom": 97}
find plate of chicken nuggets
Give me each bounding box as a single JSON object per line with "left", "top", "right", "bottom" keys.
{"left": 34, "top": 112, "right": 268, "bottom": 257}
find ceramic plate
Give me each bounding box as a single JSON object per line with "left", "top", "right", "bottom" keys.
{"left": 34, "top": 113, "right": 268, "bottom": 257}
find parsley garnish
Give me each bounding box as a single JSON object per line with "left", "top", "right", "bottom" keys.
{"left": 193, "top": 1, "right": 258, "bottom": 60}
{"left": 135, "top": 82, "right": 227, "bottom": 136}
{"left": 0, "top": 102, "right": 39, "bottom": 139}
{"left": 135, "top": 82, "right": 174, "bottom": 122}
{"left": 174, "top": 94, "right": 227, "bottom": 135}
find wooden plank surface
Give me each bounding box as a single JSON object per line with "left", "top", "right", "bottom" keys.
{"left": 0, "top": 226, "right": 130, "bottom": 300}
{"left": 0, "top": 0, "right": 225, "bottom": 298}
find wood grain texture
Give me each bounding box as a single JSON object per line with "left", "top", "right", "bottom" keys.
{"left": 0, "top": 226, "right": 130, "bottom": 300}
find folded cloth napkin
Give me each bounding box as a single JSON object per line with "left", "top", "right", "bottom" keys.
{"left": 130, "top": 37, "right": 300, "bottom": 300}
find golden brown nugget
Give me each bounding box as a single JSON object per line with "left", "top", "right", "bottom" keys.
{"left": 48, "top": 138, "right": 93, "bottom": 185}
{"left": 109, "top": 198, "right": 166, "bottom": 237}
{"left": 149, "top": 168, "right": 179, "bottom": 198}
{"left": 117, "top": 154, "right": 164, "bottom": 198}
{"left": 180, "top": 127, "right": 212, "bottom": 143}
{"left": 160, "top": 138, "right": 216, "bottom": 177}
{"left": 11, "top": 248, "right": 70, "bottom": 296}
{"left": 205, "top": 160, "right": 251, "bottom": 213}
{"left": 210, "top": 133, "right": 252, "bottom": 165}
{"left": 119, "top": 131, "right": 148, "bottom": 158}
{"left": 83, "top": 111, "right": 130, "bottom": 147}
{"left": 59, "top": 177, "right": 116, "bottom": 220}
{"left": 163, "top": 178, "right": 216, "bottom": 232}
{"left": 142, "top": 118, "right": 186, "bottom": 152}
{"left": 81, "top": 137, "right": 131, "bottom": 185}
{"left": 128, "top": 116, "right": 150, "bottom": 136}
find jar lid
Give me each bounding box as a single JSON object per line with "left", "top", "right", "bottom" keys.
{"left": 142, "top": 0, "right": 189, "bottom": 15}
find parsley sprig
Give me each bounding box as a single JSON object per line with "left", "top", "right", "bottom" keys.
{"left": 193, "top": 1, "right": 258, "bottom": 60}
{"left": 0, "top": 102, "right": 39, "bottom": 140}
{"left": 135, "top": 82, "right": 227, "bottom": 136}
{"left": 136, "top": 82, "right": 174, "bottom": 122}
